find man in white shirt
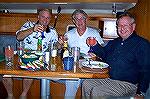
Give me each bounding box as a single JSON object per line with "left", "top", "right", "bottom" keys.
{"left": 58, "top": 9, "right": 104, "bottom": 99}
{"left": 61, "top": 9, "right": 104, "bottom": 55}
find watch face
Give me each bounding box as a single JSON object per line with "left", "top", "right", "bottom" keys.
{"left": 137, "top": 91, "right": 145, "bottom": 97}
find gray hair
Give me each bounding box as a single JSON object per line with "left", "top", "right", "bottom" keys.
{"left": 116, "top": 12, "right": 135, "bottom": 25}
{"left": 37, "top": 8, "right": 52, "bottom": 15}
{"left": 72, "top": 9, "right": 88, "bottom": 20}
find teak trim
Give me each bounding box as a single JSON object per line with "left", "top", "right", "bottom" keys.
{"left": 0, "top": 0, "right": 138, "bottom": 3}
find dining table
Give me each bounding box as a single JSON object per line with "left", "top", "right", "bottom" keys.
{"left": 0, "top": 54, "right": 109, "bottom": 99}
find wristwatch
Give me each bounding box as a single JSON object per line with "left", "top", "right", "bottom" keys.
{"left": 136, "top": 91, "right": 145, "bottom": 97}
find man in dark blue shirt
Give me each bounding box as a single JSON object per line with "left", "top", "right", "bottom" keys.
{"left": 82, "top": 13, "right": 150, "bottom": 99}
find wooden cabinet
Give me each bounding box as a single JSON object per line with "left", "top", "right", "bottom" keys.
{"left": 0, "top": 13, "right": 114, "bottom": 36}
{"left": 129, "top": 0, "right": 150, "bottom": 41}
{"left": 0, "top": 13, "right": 37, "bottom": 35}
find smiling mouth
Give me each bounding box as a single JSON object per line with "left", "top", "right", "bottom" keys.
{"left": 41, "top": 22, "right": 48, "bottom": 26}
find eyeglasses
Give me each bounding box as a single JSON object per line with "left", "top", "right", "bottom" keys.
{"left": 117, "top": 23, "right": 134, "bottom": 30}
{"left": 73, "top": 16, "right": 86, "bottom": 21}
{"left": 40, "top": 15, "right": 50, "bottom": 20}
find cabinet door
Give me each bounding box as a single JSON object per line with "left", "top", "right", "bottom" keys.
{"left": 103, "top": 19, "right": 118, "bottom": 38}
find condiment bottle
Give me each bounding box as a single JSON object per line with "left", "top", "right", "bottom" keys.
{"left": 51, "top": 42, "right": 58, "bottom": 71}
{"left": 43, "top": 43, "right": 51, "bottom": 70}
{"left": 62, "top": 41, "right": 69, "bottom": 58}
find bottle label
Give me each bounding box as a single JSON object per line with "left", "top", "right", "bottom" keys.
{"left": 52, "top": 50, "right": 57, "bottom": 57}
{"left": 37, "top": 37, "right": 42, "bottom": 51}
{"left": 43, "top": 52, "right": 50, "bottom": 64}
{"left": 51, "top": 64, "right": 56, "bottom": 71}
{"left": 63, "top": 50, "right": 69, "bottom": 58}
{"left": 64, "top": 41, "right": 68, "bottom": 48}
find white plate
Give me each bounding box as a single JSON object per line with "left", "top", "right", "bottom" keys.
{"left": 81, "top": 61, "right": 109, "bottom": 69}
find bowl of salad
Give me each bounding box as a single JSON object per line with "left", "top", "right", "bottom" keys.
{"left": 20, "top": 53, "right": 39, "bottom": 64}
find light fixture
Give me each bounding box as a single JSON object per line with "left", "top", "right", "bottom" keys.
{"left": 112, "top": 3, "right": 117, "bottom": 15}
{"left": 54, "top": 3, "right": 68, "bottom": 5}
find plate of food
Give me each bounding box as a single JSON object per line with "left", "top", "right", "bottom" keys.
{"left": 80, "top": 61, "right": 109, "bottom": 73}
{"left": 20, "top": 53, "right": 39, "bottom": 64}
{"left": 81, "top": 61, "right": 109, "bottom": 69}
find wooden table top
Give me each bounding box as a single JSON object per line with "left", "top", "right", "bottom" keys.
{"left": 0, "top": 55, "right": 109, "bottom": 79}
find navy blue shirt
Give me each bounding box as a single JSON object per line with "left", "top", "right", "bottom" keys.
{"left": 92, "top": 33, "right": 150, "bottom": 93}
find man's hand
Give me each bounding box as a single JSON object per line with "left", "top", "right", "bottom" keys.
{"left": 87, "top": 53, "right": 97, "bottom": 60}
{"left": 87, "top": 53, "right": 103, "bottom": 61}
{"left": 134, "top": 95, "right": 144, "bottom": 99}
{"left": 33, "top": 24, "right": 45, "bottom": 32}
{"left": 58, "top": 35, "right": 68, "bottom": 46}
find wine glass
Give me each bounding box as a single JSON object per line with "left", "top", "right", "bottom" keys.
{"left": 86, "top": 37, "right": 97, "bottom": 66}
{"left": 86, "top": 37, "right": 97, "bottom": 53}
{"left": 5, "top": 46, "right": 14, "bottom": 58}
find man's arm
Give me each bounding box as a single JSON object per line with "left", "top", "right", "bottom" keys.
{"left": 16, "top": 24, "right": 45, "bottom": 41}
{"left": 16, "top": 27, "right": 34, "bottom": 41}
{"left": 135, "top": 40, "right": 150, "bottom": 95}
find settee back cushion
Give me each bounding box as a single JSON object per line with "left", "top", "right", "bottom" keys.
{"left": 0, "top": 35, "right": 18, "bottom": 55}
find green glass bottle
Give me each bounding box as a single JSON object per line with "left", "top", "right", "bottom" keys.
{"left": 37, "top": 36, "right": 42, "bottom": 51}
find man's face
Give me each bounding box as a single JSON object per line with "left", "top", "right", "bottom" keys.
{"left": 38, "top": 11, "right": 51, "bottom": 26}
{"left": 117, "top": 16, "right": 135, "bottom": 40}
{"left": 73, "top": 13, "right": 87, "bottom": 29}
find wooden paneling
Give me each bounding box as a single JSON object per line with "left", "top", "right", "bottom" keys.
{"left": 0, "top": 13, "right": 115, "bottom": 35}
{"left": 129, "top": 0, "right": 150, "bottom": 41}
{"left": 0, "top": 13, "right": 37, "bottom": 35}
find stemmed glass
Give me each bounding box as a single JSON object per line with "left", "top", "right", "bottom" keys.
{"left": 86, "top": 37, "right": 97, "bottom": 53}
{"left": 86, "top": 37, "right": 97, "bottom": 66}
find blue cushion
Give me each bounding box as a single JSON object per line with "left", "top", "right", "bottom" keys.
{"left": 0, "top": 35, "right": 17, "bottom": 55}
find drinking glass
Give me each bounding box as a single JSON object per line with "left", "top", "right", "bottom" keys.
{"left": 69, "top": 47, "right": 80, "bottom": 72}
{"left": 69, "top": 47, "right": 80, "bottom": 62}
{"left": 86, "top": 37, "right": 97, "bottom": 66}
{"left": 5, "top": 45, "right": 14, "bottom": 69}
{"left": 63, "top": 56, "right": 74, "bottom": 71}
